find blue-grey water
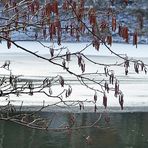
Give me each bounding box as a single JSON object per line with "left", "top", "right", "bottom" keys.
{"left": 0, "top": 112, "right": 148, "bottom": 148}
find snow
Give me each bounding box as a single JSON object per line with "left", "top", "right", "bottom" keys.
{"left": 1, "top": 41, "right": 148, "bottom": 57}
{"left": 0, "top": 41, "right": 148, "bottom": 110}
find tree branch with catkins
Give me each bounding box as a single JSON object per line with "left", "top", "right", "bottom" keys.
{"left": 0, "top": 0, "right": 147, "bottom": 130}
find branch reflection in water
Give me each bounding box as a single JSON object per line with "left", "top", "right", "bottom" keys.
{"left": 0, "top": 112, "right": 148, "bottom": 148}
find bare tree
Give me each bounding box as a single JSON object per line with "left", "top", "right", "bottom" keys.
{"left": 0, "top": 0, "right": 147, "bottom": 130}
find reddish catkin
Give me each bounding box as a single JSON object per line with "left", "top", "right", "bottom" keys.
{"left": 124, "top": 0, "right": 128, "bottom": 5}
{"left": 51, "top": 23, "right": 56, "bottom": 35}
{"left": 45, "top": 3, "right": 51, "bottom": 17}
{"left": 118, "top": 24, "right": 122, "bottom": 36}
{"left": 112, "top": 16, "right": 116, "bottom": 32}
{"left": 100, "top": 20, "right": 108, "bottom": 31}
{"left": 80, "top": 0, "right": 84, "bottom": 8}
{"left": 106, "top": 36, "right": 112, "bottom": 46}
{"left": 133, "top": 31, "right": 138, "bottom": 48}
{"left": 52, "top": 0, "right": 58, "bottom": 15}
{"left": 77, "top": 8, "right": 84, "bottom": 21}
{"left": 34, "top": 0, "right": 39, "bottom": 12}
{"left": 122, "top": 27, "right": 125, "bottom": 39}
{"left": 92, "top": 38, "right": 100, "bottom": 51}
{"left": 79, "top": 22, "right": 85, "bottom": 33}
{"left": 62, "top": 0, "right": 68, "bottom": 11}
{"left": 91, "top": 15, "right": 96, "bottom": 25}
{"left": 88, "top": 8, "right": 96, "bottom": 25}
{"left": 7, "top": 37, "right": 11, "bottom": 49}
{"left": 49, "top": 24, "right": 53, "bottom": 40}
{"left": 124, "top": 26, "right": 128, "bottom": 43}
{"left": 119, "top": 26, "right": 129, "bottom": 43}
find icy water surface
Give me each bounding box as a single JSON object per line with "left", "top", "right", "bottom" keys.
{"left": 0, "top": 112, "right": 148, "bottom": 148}
{"left": 0, "top": 41, "right": 148, "bottom": 107}
{"left": 0, "top": 52, "right": 148, "bottom": 107}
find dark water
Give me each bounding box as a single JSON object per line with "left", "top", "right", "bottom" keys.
{"left": 0, "top": 112, "right": 148, "bottom": 148}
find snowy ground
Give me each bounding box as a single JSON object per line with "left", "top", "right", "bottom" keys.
{"left": 1, "top": 41, "right": 148, "bottom": 57}
{"left": 0, "top": 41, "right": 148, "bottom": 111}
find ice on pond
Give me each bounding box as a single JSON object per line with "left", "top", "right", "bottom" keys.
{"left": 0, "top": 41, "right": 148, "bottom": 108}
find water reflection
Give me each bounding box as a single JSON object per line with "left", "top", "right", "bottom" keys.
{"left": 0, "top": 112, "right": 148, "bottom": 148}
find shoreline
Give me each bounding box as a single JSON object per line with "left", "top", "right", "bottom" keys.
{"left": 4, "top": 105, "right": 148, "bottom": 113}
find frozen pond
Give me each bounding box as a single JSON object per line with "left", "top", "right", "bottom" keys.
{"left": 0, "top": 41, "right": 148, "bottom": 110}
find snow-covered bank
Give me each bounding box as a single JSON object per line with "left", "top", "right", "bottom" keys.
{"left": 0, "top": 42, "right": 148, "bottom": 110}
{"left": 0, "top": 41, "right": 148, "bottom": 57}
